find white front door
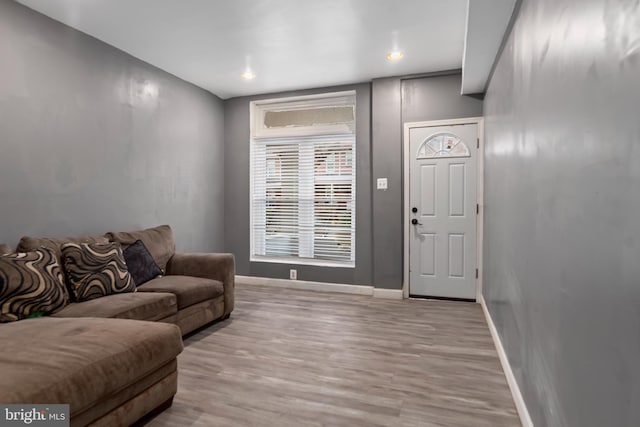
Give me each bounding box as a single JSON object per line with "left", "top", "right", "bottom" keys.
{"left": 409, "top": 123, "right": 477, "bottom": 299}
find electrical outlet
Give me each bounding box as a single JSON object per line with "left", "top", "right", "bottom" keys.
{"left": 289, "top": 269, "right": 297, "bottom": 280}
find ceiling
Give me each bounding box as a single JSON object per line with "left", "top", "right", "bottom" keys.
{"left": 15, "top": 0, "right": 513, "bottom": 99}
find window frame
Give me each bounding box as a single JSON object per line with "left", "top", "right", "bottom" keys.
{"left": 249, "top": 91, "right": 356, "bottom": 268}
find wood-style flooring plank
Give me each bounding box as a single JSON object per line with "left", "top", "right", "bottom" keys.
{"left": 149, "top": 283, "right": 520, "bottom": 427}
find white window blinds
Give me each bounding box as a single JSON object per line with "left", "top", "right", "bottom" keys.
{"left": 250, "top": 92, "right": 356, "bottom": 267}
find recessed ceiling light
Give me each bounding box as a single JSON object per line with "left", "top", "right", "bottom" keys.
{"left": 386, "top": 51, "right": 404, "bottom": 61}
{"left": 241, "top": 70, "right": 256, "bottom": 80}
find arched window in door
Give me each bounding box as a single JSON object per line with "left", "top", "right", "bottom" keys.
{"left": 416, "top": 132, "right": 470, "bottom": 159}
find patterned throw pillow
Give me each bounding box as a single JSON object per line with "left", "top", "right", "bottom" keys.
{"left": 0, "top": 248, "right": 70, "bottom": 322}
{"left": 123, "top": 240, "right": 163, "bottom": 286}
{"left": 61, "top": 242, "right": 136, "bottom": 302}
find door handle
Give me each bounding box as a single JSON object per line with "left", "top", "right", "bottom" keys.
{"left": 411, "top": 218, "right": 423, "bottom": 226}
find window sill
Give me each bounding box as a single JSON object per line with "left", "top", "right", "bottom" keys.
{"left": 250, "top": 256, "right": 355, "bottom": 269}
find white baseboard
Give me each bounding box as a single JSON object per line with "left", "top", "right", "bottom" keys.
{"left": 237, "top": 275, "right": 373, "bottom": 296}
{"left": 372, "top": 288, "right": 404, "bottom": 299}
{"left": 479, "top": 294, "right": 534, "bottom": 427}
{"left": 236, "top": 275, "right": 403, "bottom": 299}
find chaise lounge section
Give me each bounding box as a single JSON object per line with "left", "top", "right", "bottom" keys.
{"left": 0, "top": 317, "right": 183, "bottom": 427}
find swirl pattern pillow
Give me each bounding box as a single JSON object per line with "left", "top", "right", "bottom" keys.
{"left": 0, "top": 248, "right": 69, "bottom": 322}
{"left": 61, "top": 242, "right": 136, "bottom": 302}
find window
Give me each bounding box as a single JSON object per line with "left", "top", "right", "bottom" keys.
{"left": 250, "top": 92, "right": 356, "bottom": 267}
{"left": 417, "top": 132, "right": 470, "bottom": 158}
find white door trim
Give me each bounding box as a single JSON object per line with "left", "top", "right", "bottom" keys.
{"left": 403, "top": 117, "right": 484, "bottom": 302}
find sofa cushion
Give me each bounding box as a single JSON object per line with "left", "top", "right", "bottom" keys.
{"left": 0, "top": 317, "right": 183, "bottom": 418}
{"left": 61, "top": 242, "right": 135, "bottom": 302}
{"left": 52, "top": 292, "right": 177, "bottom": 321}
{"left": 123, "top": 240, "right": 162, "bottom": 286}
{"left": 106, "top": 225, "right": 175, "bottom": 273}
{"left": 0, "top": 248, "right": 69, "bottom": 322}
{"left": 16, "top": 234, "right": 109, "bottom": 265}
{"left": 0, "top": 244, "right": 12, "bottom": 255}
{"left": 138, "top": 275, "right": 223, "bottom": 310}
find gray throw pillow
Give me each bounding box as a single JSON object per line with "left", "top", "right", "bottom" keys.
{"left": 123, "top": 240, "right": 163, "bottom": 286}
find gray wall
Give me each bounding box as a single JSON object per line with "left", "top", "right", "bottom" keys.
{"left": 0, "top": 0, "right": 225, "bottom": 251}
{"left": 224, "top": 84, "right": 373, "bottom": 285}
{"left": 371, "top": 77, "right": 402, "bottom": 289}
{"left": 483, "top": 0, "right": 640, "bottom": 426}
{"left": 225, "top": 73, "right": 482, "bottom": 287}
{"left": 371, "top": 73, "right": 483, "bottom": 288}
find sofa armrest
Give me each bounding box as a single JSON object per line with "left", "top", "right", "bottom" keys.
{"left": 166, "top": 253, "right": 235, "bottom": 316}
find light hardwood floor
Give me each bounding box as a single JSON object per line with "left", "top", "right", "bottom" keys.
{"left": 149, "top": 283, "right": 520, "bottom": 427}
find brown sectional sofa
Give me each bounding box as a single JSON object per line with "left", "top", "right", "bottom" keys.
{"left": 0, "top": 225, "right": 235, "bottom": 426}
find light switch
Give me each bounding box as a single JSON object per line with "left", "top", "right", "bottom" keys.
{"left": 377, "top": 178, "right": 388, "bottom": 190}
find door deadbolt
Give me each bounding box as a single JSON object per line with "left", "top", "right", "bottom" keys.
{"left": 412, "top": 207, "right": 418, "bottom": 213}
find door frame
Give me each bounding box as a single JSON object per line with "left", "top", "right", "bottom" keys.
{"left": 403, "top": 117, "right": 485, "bottom": 302}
